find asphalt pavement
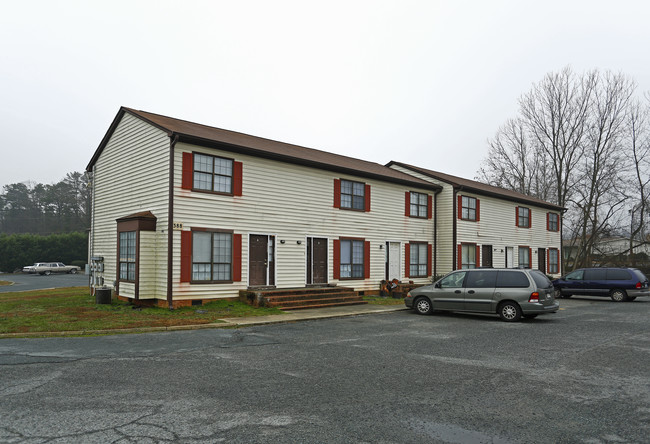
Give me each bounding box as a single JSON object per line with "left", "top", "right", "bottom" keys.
{"left": 0, "top": 272, "right": 89, "bottom": 292}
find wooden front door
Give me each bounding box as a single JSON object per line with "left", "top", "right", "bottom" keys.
{"left": 482, "top": 245, "right": 493, "bottom": 268}
{"left": 538, "top": 248, "right": 546, "bottom": 273}
{"left": 307, "top": 237, "right": 328, "bottom": 284}
{"left": 249, "top": 234, "right": 275, "bottom": 286}
{"left": 386, "top": 242, "right": 401, "bottom": 280}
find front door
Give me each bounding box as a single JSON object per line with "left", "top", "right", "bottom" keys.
{"left": 249, "top": 234, "right": 275, "bottom": 286}
{"left": 505, "top": 246, "right": 514, "bottom": 268}
{"left": 482, "top": 245, "right": 493, "bottom": 268}
{"left": 307, "top": 237, "right": 328, "bottom": 284}
{"left": 538, "top": 248, "right": 546, "bottom": 273}
{"left": 386, "top": 242, "right": 401, "bottom": 280}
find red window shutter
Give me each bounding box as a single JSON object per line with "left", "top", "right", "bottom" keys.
{"left": 528, "top": 210, "right": 532, "bottom": 228}
{"left": 515, "top": 207, "right": 519, "bottom": 227}
{"left": 364, "top": 241, "right": 371, "bottom": 278}
{"left": 333, "top": 179, "right": 341, "bottom": 208}
{"left": 365, "top": 185, "right": 371, "bottom": 212}
{"left": 233, "top": 161, "right": 243, "bottom": 196}
{"left": 180, "top": 230, "right": 192, "bottom": 282}
{"left": 457, "top": 195, "right": 463, "bottom": 219}
{"left": 405, "top": 243, "right": 410, "bottom": 278}
{"left": 182, "top": 152, "right": 193, "bottom": 190}
{"left": 546, "top": 213, "right": 550, "bottom": 231}
{"left": 333, "top": 239, "right": 340, "bottom": 279}
{"left": 476, "top": 199, "right": 480, "bottom": 221}
{"left": 528, "top": 247, "right": 532, "bottom": 267}
{"left": 427, "top": 243, "right": 432, "bottom": 276}
{"left": 476, "top": 245, "right": 480, "bottom": 268}
{"left": 427, "top": 195, "right": 433, "bottom": 219}
{"left": 457, "top": 244, "right": 462, "bottom": 270}
{"left": 405, "top": 192, "right": 410, "bottom": 217}
{"left": 547, "top": 249, "right": 550, "bottom": 274}
{"left": 233, "top": 234, "right": 242, "bottom": 281}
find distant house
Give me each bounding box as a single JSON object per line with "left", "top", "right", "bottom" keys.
{"left": 386, "top": 162, "right": 564, "bottom": 276}
{"left": 86, "top": 107, "right": 441, "bottom": 307}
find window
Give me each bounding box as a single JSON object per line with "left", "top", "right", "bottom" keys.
{"left": 440, "top": 271, "right": 466, "bottom": 288}
{"left": 461, "top": 196, "right": 478, "bottom": 221}
{"left": 119, "top": 231, "right": 136, "bottom": 281}
{"left": 192, "top": 231, "right": 233, "bottom": 282}
{"left": 606, "top": 269, "right": 631, "bottom": 280}
{"left": 516, "top": 207, "right": 531, "bottom": 228}
{"left": 409, "top": 242, "right": 428, "bottom": 277}
{"left": 566, "top": 270, "right": 583, "bottom": 280}
{"left": 547, "top": 213, "right": 559, "bottom": 231}
{"left": 461, "top": 243, "right": 477, "bottom": 269}
{"left": 340, "top": 239, "right": 365, "bottom": 279}
{"left": 193, "top": 153, "right": 233, "bottom": 193}
{"left": 518, "top": 246, "right": 530, "bottom": 268}
{"left": 466, "top": 270, "right": 497, "bottom": 288}
{"left": 410, "top": 192, "right": 428, "bottom": 218}
{"left": 341, "top": 179, "right": 366, "bottom": 210}
{"left": 548, "top": 248, "right": 559, "bottom": 274}
{"left": 496, "top": 270, "right": 530, "bottom": 288}
{"left": 584, "top": 268, "right": 607, "bottom": 280}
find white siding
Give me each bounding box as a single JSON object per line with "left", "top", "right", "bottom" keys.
{"left": 90, "top": 113, "right": 170, "bottom": 298}
{"left": 172, "top": 143, "right": 436, "bottom": 301}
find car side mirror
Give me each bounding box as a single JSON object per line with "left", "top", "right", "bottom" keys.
{"left": 435, "top": 282, "right": 441, "bottom": 289}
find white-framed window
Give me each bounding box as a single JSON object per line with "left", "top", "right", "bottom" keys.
{"left": 340, "top": 239, "right": 364, "bottom": 279}
{"left": 410, "top": 192, "right": 428, "bottom": 218}
{"left": 548, "top": 213, "right": 559, "bottom": 231}
{"left": 548, "top": 248, "right": 559, "bottom": 274}
{"left": 461, "top": 243, "right": 477, "bottom": 269}
{"left": 461, "top": 196, "right": 477, "bottom": 221}
{"left": 517, "top": 207, "right": 531, "bottom": 228}
{"left": 119, "top": 231, "right": 136, "bottom": 281}
{"left": 518, "top": 246, "right": 530, "bottom": 268}
{"left": 409, "top": 242, "right": 428, "bottom": 277}
{"left": 193, "top": 153, "right": 234, "bottom": 193}
{"left": 340, "top": 180, "right": 366, "bottom": 210}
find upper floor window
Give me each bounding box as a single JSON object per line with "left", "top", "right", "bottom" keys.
{"left": 192, "top": 230, "right": 233, "bottom": 282}
{"left": 547, "top": 213, "right": 559, "bottom": 231}
{"left": 334, "top": 179, "right": 370, "bottom": 212}
{"left": 119, "top": 231, "right": 136, "bottom": 281}
{"left": 410, "top": 192, "right": 428, "bottom": 218}
{"left": 516, "top": 207, "right": 531, "bottom": 228}
{"left": 193, "top": 153, "right": 233, "bottom": 193}
{"left": 460, "top": 196, "right": 478, "bottom": 221}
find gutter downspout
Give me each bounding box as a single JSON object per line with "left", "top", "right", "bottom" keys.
{"left": 433, "top": 187, "right": 442, "bottom": 277}
{"left": 560, "top": 207, "right": 568, "bottom": 275}
{"left": 452, "top": 187, "right": 460, "bottom": 270}
{"left": 167, "top": 134, "right": 179, "bottom": 309}
{"left": 88, "top": 166, "right": 95, "bottom": 293}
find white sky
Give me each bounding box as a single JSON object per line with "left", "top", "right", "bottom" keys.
{"left": 1, "top": 0, "right": 649, "bottom": 191}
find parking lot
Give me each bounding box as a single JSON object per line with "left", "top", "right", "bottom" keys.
{"left": 1, "top": 296, "right": 649, "bottom": 443}
{"left": 0, "top": 272, "right": 89, "bottom": 292}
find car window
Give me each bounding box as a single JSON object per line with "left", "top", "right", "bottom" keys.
{"left": 496, "top": 271, "right": 530, "bottom": 288}
{"left": 439, "top": 272, "right": 467, "bottom": 288}
{"left": 606, "top": 269, "right": 631, "bottom": 280}
{"left": 632, "top": 269, "right": 648, "bottom": 282}
{"left": 529, "top": 270, "right": 553, "bottom": 289}
{"left": 584, "top": 269, "right": 607, "bottom": 280}
{"left": 565, "top": 270, "right": 583, "bottom": 280}
{"left": 465, "top": 271, "right": 497, "bottom": 288}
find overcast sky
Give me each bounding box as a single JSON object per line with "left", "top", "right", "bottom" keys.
{"left": 1, "top": 0, "right": 649, "bottom": 191}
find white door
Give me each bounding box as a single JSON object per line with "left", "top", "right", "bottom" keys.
{"left": 387, "top": 242, "right": 401, "bottom": 280}
{"left": 505, "top": 246, "right": 514, "bottom": 268}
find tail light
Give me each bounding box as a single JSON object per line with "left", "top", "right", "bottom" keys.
{"left": 529, "top": 292, "right": 540, "bottom": 303}
{"left": 636, "top": 282, "right": 642, "bottom": 289}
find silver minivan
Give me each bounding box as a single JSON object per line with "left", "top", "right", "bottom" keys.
{"left": 404, "top": 268, "right": 559, "bottom": 322}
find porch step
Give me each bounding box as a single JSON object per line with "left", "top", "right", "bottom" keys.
{"left": 239, "top": 286, "right": 367, "bottom": 310}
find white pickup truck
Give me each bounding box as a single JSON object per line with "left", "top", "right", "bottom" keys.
{"left": 23, "top": 262, "right": 81, "bottom": 275}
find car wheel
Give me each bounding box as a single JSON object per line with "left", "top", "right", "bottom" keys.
{"left": 69, "top": 269, "right": 77, "bottom": 274}
{"left": 498, "top": 301, "right": 522, "bottom": 322}
{"left": 610, "top": 289, "right": 626, "bottom": 302}
{"left": 414, "top": 297, "right": 433, "bottom": 315}
{"left": 44, "top": 270, "right": 51, "bottom": 276}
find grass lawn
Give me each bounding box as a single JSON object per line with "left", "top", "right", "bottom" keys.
{"left": 0, "top": 287, "right": 404, "bottom": 335}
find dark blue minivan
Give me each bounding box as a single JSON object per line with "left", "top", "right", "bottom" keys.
{"left": 552, "top": 267, "right": 650, "bottom": 302}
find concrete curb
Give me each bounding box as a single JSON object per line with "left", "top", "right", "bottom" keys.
{"left": 0, "top": 305, "right": 408, "bottom": 338}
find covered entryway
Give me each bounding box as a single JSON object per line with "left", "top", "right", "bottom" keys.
{"left": 307, "top": 237, "right": 328, "bottom": 285}
{"left": 385, "top": 241, "right": 401, "bottom": 280}
{"left": 249, "top": 234, "right": 275, "bottom": 287}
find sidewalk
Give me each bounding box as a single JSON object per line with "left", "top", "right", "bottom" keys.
{"left": 0, "top": 304, "right": 408, "bottom": 338}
